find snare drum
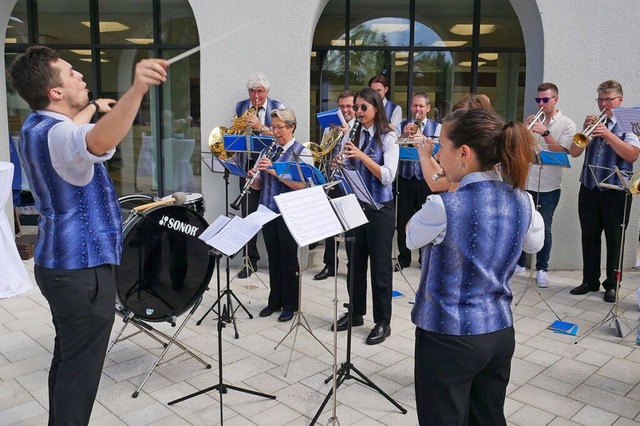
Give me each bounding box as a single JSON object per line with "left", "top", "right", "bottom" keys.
{"left": 183, "top": 192, "right": 206, "bottom": 216}
{"left": 118, "top": 204, "right": 214, "bottom": 321}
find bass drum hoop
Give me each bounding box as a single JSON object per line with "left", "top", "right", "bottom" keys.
{"left": 117, "top": 204, "right": 214, "bottom": 322}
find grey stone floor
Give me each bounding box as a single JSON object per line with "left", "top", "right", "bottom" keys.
{"left": 1, "top": 245, "right": 640, "bottom": 425}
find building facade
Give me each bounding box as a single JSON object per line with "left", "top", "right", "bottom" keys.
{"left": 2, "top": 0, "right": 640, "bottom": 270}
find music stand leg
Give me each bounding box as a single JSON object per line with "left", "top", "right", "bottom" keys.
{"left": 311, "top": 236, "right": 406, "bottom": 425}
{"left": 274, "top": 248, "right": 331, "bottom": 376}
{"left": 168, "top": 252, "right": 275, "bottom": 424}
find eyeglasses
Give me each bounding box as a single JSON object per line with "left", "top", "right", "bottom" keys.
{"left": 270, "top": 125, "right": 289, "bottom": 132}
{"left": 353, "top": 104, "right": 369, "bottom": 112}
{"left": 249, "top": 88, "right": 267, "bottom": 95}
{"left": 596, "top": 96, "right": 621, "bottom": 103}
{"left": 338, "top": 104, "right": 354, "bottom": 110}
{"left": 535, "top": 96, "right": 557, "bottom": 103}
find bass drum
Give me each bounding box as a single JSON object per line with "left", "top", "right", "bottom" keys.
{"left": 118, "top": 204, "right": 215, "bottom": 322}
{"left": 118, "top": 194, "right": 156, "bottom": 219}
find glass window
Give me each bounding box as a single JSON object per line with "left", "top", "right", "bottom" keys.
{"left": 313, "top": 1, "right": 346, "bottom": 46}
{"left": 6, "top": 1, "right": 28, "bottom": 45}
{"left": 479, "top": 0, "right": 524, "bottom": 47}
{"left": 98, "top": 0, "right": 154, "bottom": 45}
{"left": 350, "top": 0, "right": 411, "bottom": 47}
{"left": 311, "top": 49, "right": 345, "bottom": 141}
{"left": 38, "top": 0, "right": 90, "bottom": 44}
{"left": 160, "top": 0, "right": 198, "bottom": 44}
{"left": 414, "top": 0, "right": 473, "bottom": 49}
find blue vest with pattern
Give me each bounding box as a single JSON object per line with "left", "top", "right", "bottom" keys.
{"left": 411, "top": 180, "right": 531, "bottom": 335}
{"left": 580, "top": 122, "right": 631, "bottom": 190}
{"left": 384, "top": 101, "right": 398, "bottom": 123}
{"left": 19, "top": 112, "right": 122, "bottom": 269}
{"left": 354, "top": 130, "right": 394, "bottom": 204}
{"left": 259, "top": 141, "right": 305, "bottom": 213}
{"left": 398, "top": 118, "right": 439, "bottom": 180}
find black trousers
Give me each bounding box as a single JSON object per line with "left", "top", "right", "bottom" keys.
{"left": 239, "top": 174, "right": 261, "bottom": 267}
{"left": 322, "top": 185, "right": 345, "bottom": 269}
{"left": 263, "top": 216, "right": 300, "bottom": 311}
{"left": 396, "top": 176, "right": 432, "bottom": 267}
{"left": 414, "top": 326, "right": 515, "bottom": 426}
{"left": 578, "top": 185, "right": 631, "bottom": 290}
{"left": 345, "top": 201, "right": 394, "bottom": 325}
{"left": 35, "top": 264, "right": 117, "bottom": 426}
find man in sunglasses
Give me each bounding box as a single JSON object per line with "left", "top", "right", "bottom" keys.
{"left": 514, "top": 82, "right": 576, "bottom": 288}
{"left": 569, "top": 80, "right": 640, "bottom": 303}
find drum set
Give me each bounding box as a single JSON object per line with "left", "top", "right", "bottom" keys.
{"left": 108, "top": 192, "right": 215, "bottom": 397}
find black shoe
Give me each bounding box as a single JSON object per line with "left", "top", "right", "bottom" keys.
{"left": 278, "top": 311, "right": 294, "bottom": 322}
{"left": 238, "top": 265, "right": 256, "bottom": 279}
{"left": 603, "top": 288, "right": 616, "bottom": 303}
{"left": 570, "top": 282, "right": 599, "bottom": 295}
{"left": 366, "top": 323, "right": 391, "bottom": 345}
{"left": 259, "top": 306, "right": 279, "bottom": 317}
{"left": 313, "top": 266, "right": 335, "bottom": 281}
{"left": 331, "top": 313, "right": 364, "bottom": 331}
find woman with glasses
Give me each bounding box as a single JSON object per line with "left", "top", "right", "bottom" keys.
{"left": 407, "top": 108, "right": 544, "bottom": 425}
{"left": 250, "top": 108, "right": 312, "bottom": 322}
{"left": 332, "top": 87, "right": 399, "bottom": 345}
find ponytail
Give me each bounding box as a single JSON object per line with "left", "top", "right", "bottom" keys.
{"left": 497, "top": 122, "right": 534, "bottom": 190}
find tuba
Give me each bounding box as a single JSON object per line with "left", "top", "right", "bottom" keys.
{"left": 208, "top": 106, "right": 258, "bottom": 159}
{"left": 573, "top": 110, "right": 607, "bottom": 148}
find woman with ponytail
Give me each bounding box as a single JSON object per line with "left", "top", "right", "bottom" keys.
{"left": 406, "top": 108, "right": 544, "bottom": 425}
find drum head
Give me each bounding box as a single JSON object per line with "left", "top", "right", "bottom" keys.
{"left": 118, "top": 194, "right": 155, "bottom": 219}
{"left": 118, "top": 205, "right": 214, "bottom": 321}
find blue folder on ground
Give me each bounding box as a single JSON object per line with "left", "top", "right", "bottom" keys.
{"left": 271, "top": 161, "right": 326, "bottom": 185}
{"left": 548, "top": 320, "right": 578, "bottom": 336}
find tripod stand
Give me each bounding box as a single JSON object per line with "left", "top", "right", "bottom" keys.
{"left": 168, "top": 251, "right": 275, "bottom": 424}
{"left": 311, "top": 235, "right": 406, "bottom": 425}
{"left": 196, "top": 168, "right": 252, "bottom": 338}
{"left": 574, "top": 168, "right": 635, "bottom": 342}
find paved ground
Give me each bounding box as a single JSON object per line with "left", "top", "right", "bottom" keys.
{"left": 1, "top": 245, "right": 640, "bottom": 425}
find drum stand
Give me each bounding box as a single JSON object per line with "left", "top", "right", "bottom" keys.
{"left": 196, "top": 169, "right": 253, "bottom": 338}
{"left": 108, "top": 300, "right": 212, "bottom": 398}
{"left": 169, "top": 251, "right": 275, "bottom": 424}
{"left": 311, "top": 235, "right": 406, "bottom": 425}
{"left": 274, "top": 247, "right": 331, "bottom": 377}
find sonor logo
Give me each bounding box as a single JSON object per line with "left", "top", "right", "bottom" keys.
{"left": 158, "top": 215, "right": 199, "bottom": 236}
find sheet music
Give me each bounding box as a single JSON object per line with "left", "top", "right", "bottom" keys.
{"left": 329, "top": 194, "right": 369, "bottom": 231}
{"left": 342, "top": 169, "right": 380, "bottom": 209}
{"left": 205, "top": 216, "right": 262, "bottom": 257}
{"left": 198, "top": 215, "right": 230, "bottom": 242}
{"left": 612, "top": 107, "right": 640, "bottom": 136}
{"left": 274, "top": 185, "right": 344, "bottom": 247}
{"left": 245, "top": 204, "right": 280, "bottom": 227}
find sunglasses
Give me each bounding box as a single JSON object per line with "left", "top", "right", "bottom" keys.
{"left": 534, "top": 96, "right": 556, "bottom": 104}
{"left": 352, "top": 104, "right": 369, "bottom": 112}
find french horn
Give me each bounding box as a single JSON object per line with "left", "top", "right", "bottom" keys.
{"left": 208, "top": 107, "right": 258, "bottom": 159}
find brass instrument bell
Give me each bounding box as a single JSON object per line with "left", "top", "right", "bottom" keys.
{"left": 629, "top": 170, "right": 640, "bottom": 195}
{"left": 573, "top": 110, "right": 608, "bottom": 148}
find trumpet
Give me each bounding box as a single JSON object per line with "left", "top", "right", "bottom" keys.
{"left": 397, "top": 113, "right": 423, "bottom": 144}
{"left": 573, "top": 110, "right": 608, "bottom": 148}
{"left": 526, "top": 107, "right": 546, "bottom": 131}
{"left": 230, "top": 139, "right": 279, "bottom": 211}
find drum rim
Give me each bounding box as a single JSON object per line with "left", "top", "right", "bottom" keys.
{"left": 118, "top": 204, "right": 214, "bottom": 322}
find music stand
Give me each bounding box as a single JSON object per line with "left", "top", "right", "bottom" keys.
{"left": 168, "top": 249, "right": 276, "bottom": 424}
{"left": 271, "top": 167, "right": 333, "bottom": 376}
{"left": 513, "top": 150, "right": 567, "bottom": 322}
{"left": 574, "top": 166, "right": 635, "bottom": 342}
{"left": 196, "top": 156, "right": 253, "bottom": 338}
{"left": 227, "top": 133, "right": 273, "bottom": 287}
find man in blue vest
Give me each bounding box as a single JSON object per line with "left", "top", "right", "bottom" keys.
{"left": 369, "top": 74, "right": 402, "bottom": 129}
{"left": 569, "top": 80, "right": 640, "bottom": 303}
{"left": 234, "top": 73, "right": 284, "bottom": 278}
{"left": 395, "top": 92, "right": 441, "bottom": 270}
{"left": 8, "top": 45, "right": 168, "bottom": 425}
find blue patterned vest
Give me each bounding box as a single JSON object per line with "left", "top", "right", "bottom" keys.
{"left": 259, "top": 140, "right": 305, "bottom": 213}
{"left": 579, "top": 121, "right": 631, "bottom": 190}
{"left": 234, "top": 98, "right": 284, "bottom": 169}
{"left": 354, "top": 130, "right": 394, "bottom": 204}
{"left": 411, "top": 180, "right": 531, "bottom": 335}
{"left": 19, "top": 112, "right": 122, "bottom": 269}
{"left": 398, "top": 118, "right": 439, "bottom": 180}
{"left": 384, "top": 101, "right": 398, "bottom": 123}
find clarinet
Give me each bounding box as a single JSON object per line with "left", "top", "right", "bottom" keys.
{"left": 230, "top": 139, "right": 279, "bottom": 211}
{"left": 328, "top": 118, "right": 362, "bottom": 182}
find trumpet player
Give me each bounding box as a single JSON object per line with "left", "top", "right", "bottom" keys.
{"left": 249, "top": 108, "right": 312, "bottom": 322}
{"left": 395, "top": 92, "right": 441, "bottom": 271}
{"left": 234, "top": 73, "right": 285, "bottom": 278}
{"left": 569, "top": 80, "right": 640, "bottom": 303}
{"left": 514, "top": 83, "right": 576, "bottom": 287}
{"left": 314, "top": 90, "right": 356, "bottom": 281}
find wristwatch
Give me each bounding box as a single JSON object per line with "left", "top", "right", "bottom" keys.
{"left": 541, "top": 130, "right": 550, "bottom": 137}
{"left": 89, "top": 100, "right": 100, "bottom": 112}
